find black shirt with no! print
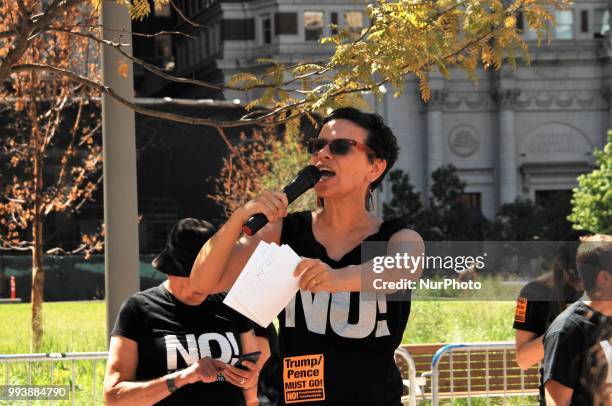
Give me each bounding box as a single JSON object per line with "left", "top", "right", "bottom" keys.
{"left": 111, "top": 284, "right": 253, "bottom": 405}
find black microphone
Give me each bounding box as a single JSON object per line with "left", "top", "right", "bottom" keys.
{"left": 242, "top": 165, "right": 322, "bottom": 236}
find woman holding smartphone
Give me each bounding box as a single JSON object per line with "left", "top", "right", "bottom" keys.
{"left": 190, "top": 107, "right": 424, "bottom": 405}
{"left": 104, "top": 218, "right": 269, "bottom": 405}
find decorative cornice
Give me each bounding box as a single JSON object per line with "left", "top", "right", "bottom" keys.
{"left": 427, "top": 89, "right": 448, "bottom": 109}
{"left": 438, "top": 90, "right": 606, "bottom": 111}
{"left": 494, "top": 88, "right": 521, "bottom": 109}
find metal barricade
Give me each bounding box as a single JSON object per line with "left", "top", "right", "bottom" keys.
{"left": 423, "top": 342, "right": 540, "bottom": 406}
{"left": 1, "top": 344, "right": 539, "bottom": 405}
{"left": 3, "top": 349, "right": 419, "bottom": 405}
{"left": 395, "top": 346, "right": 419, "bottom": 406}
{"left": 0, "top": 352, "right": 108, "bottom": 405}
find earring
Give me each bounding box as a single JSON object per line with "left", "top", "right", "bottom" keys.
{"left": 365, "top": 185, "right": 374, "bottom": 211}
{"left": 317, "top": 197, "right": 324, "bottom": 208}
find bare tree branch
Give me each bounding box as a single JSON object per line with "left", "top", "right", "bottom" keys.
{"left": 46, "top": 245, "right": 83, "bottom": 255}
{"left": 50, "top": 28, "right": 309, "bottom": 94}
{"left": 169, "top": 0, "right": 200, "bottom": 27}
{"left": 50, "top": 28, "right": 224, "bottom": 91}
{"left": 55, "top": 22, "right": 194, "bottom": 39}
{"left": 0, "top": 243, "right": 33, "bottom": 251}
{"left": 42, "top": 91, "right": 69, "bottom": 152}
{"left": 11, "top": 63, "right": 302, "bottom": 128}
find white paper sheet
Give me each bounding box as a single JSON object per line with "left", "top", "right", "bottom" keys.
{"left": 224, "top": 241, "right": 302, "bottom": 327}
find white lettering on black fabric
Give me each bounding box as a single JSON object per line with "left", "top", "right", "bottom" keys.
{"left": 285, "top": 292, "right": 390, "bottom": 339}
{"left": 165, "top": 332, "right": 239, "bottom": 371}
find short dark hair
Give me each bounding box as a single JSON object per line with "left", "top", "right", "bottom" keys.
{"left": 320, "top": 107, "right": 399, "bottom": 190}
{"left": 576, "top": 235, "right": 612, "bottom": 292}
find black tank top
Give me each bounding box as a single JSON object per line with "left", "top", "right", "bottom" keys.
{"left": 277, "top": 211, "right": 411, "bottom": 406}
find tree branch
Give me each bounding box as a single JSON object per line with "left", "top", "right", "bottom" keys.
{"left": 46, "top": 240, "right": 100, "bottom": 256}
{"left": 169, "top": 0, "right": 200, "bottom": 27}
{"left": 0, "top": 0, "right": 88, "bottom": 83}
{"left": 9, "top": 63, "right": 305, "bottom": 128}
{"left": 0, "top": 243, "right": 33, "bottom": 252}
{"left": 50, "top": 28, "right": 306, "bottom": 94}
{"left": 0, "top": 14, "right": 32, "bottom": 85}
{"left": 50, "top": 28, "right": 224, "bottom": 91}
{"left": 54, "top": 22, "right": 194, "bottom": 39}
{"left": 30, "top": 0, "right": 88, "bottom": 26}
{"left": 42, "top": 90, "right": 70, "bottom": 152}
{"left": 73, "top": 174, "right": 103, "bottom": 211}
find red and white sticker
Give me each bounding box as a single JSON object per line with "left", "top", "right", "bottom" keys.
{"left": 283, "top": 354, "right": 325, "bottom": 404}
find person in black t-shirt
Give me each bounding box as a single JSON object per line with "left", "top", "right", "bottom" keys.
{"left": 190, "top": 107, "right": 425, "bottom": 405}
{"left": 103, "top": 219, "right": 269, "bottom": 406}
{"left": 542, "top": 235, "right": 612, "bottom": 405}
{"left": 513, "top": 234, "right": 586, "bottom": 404}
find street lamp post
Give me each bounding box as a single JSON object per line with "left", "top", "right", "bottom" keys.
{"left": 100, "top": 1, "right": 140, "bottom": 340}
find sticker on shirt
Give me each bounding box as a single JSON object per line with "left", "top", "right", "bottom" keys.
{"left": 283, "top": 354, "right": 325, "bottom": 404}
{"left": 515, "top": 297, "right": 527, "bottom": 323}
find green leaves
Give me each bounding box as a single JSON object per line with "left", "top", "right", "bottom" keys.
{"left": 569, "top": 131, "right": 612, "bottom": 234}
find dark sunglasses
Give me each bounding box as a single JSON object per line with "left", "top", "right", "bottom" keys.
{"left": 307, "top": 138, "right": 375, "bottom": 157}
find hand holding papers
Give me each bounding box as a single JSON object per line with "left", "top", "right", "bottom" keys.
{"left": 224, "top": 241, "right": 302, "bottom": 327}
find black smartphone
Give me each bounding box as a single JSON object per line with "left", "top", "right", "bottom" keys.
{"left": 235, "top": 351, "right": 261, "bottom": 370}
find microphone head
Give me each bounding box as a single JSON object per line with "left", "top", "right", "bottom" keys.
{"left": 299, "top": 165, "right": 322, "bottom": 186}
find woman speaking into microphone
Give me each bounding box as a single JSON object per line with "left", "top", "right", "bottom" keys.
{"left": 190, "top": 107, "right": 424, "bottom": 405}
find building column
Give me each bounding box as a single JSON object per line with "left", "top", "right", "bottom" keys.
{"left": 425, "top": 89, "right": 446, "bottom": 196}
{"left": 603, "top": 88, "right": 612, "bottom": 135}
{"left": 101, "top": 2, "right": 140, "bottom": 340}
{"left": 496, "top": 88, "right": 520, "bottom": 205}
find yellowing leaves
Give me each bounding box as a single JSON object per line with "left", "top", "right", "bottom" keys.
{"left": 505, "top": 16, "right": 516, "bottom": 29}
{"left": 227, "top": 73, "right": 265, "bottom": 88}
{"left": 417, "top": 73, "right": 431, "bottom": 103}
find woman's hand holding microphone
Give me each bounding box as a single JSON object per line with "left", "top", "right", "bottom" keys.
{"left": 233, "top": 190, "right": 289, "bottom": 227}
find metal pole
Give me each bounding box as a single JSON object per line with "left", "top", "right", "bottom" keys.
{"left": 100, "top": 1, "right": 140, "bottom": 342}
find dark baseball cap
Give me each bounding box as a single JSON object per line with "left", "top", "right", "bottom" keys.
{"left": 152, "top": 218, "right": 217, "bottom": 277}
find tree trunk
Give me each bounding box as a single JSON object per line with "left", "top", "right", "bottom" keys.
{"left": 31, "top": 217, "right": 44, "bottom": 352}
{"left": 31, "top": 117, "right": 44, "bottom": 352}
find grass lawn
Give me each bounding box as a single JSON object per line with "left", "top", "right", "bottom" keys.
{"left": 0, "top": 302, "right": 108, "bottom": 405}
{"left": 0, "top": 300, "right": 516, "bottom": 354}
{"left": 0, "top": 301, "right": 107, "bottom": 354}
{"left": 405, "top": 300, "right": 516, "bottom": 343}
{"left": 0, "top": 300, "right": 517, "bottom": 405}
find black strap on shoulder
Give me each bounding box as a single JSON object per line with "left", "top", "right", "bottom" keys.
{"left": 280, "top": 211, "right": 311, "bottom": 246}
{"left": 377, "top": 217, "right": 410, "bottom": 241}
